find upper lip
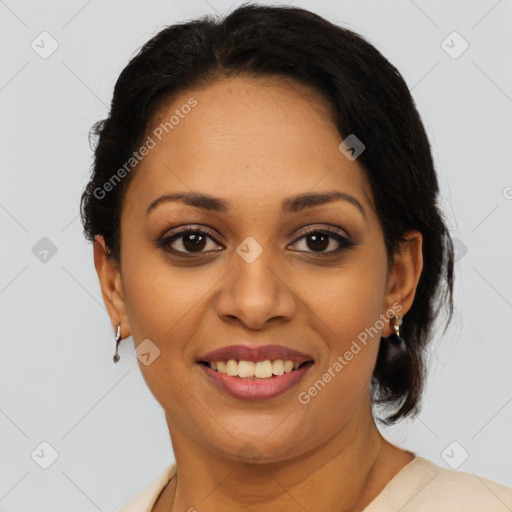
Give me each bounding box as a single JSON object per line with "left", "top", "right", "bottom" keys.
{"left": 198, "top": 344, "right": 314, "bottom": 363}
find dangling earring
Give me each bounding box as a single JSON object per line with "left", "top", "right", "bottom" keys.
{"left": 374, "top": 312, "right": 408, "bottom": 382}
{"left": 113, "top": 325, "right": 122, "bottom": 363}
{"left": 373, "top": 312, "right": 412, "bottom": 405}
{"left": 387, "top": 314, "right": 405, "bottom": 344}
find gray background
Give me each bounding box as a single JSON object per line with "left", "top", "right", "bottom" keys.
{"left": 1, "top": 0, "right": 511, "bottom": 510}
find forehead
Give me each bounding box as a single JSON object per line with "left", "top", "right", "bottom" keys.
{"left": 123, "top": 76, "right": 374, "bottom": 216}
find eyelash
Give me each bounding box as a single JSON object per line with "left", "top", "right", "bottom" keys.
{"left": 157, "top": 224, "right": 356, "bottom": 258}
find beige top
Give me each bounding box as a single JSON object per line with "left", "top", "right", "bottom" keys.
{"left": 118, "top": 456, "right": 512, "bottom": 511}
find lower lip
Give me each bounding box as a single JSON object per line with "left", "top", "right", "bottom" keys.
{"left": 199, "top": 362, "right": 314, "bottom": 400}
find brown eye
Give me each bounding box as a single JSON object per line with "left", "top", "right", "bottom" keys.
{"left": 180, "top": 232, "right": 207, "bottom": 252}
{"left": 158, "top": 228, "right": 223, "bottom": 255}
{"left": 305, "top": 233, "right": 330, "bottom": 252}
{"left": 289, "top": 226, "right": 356, "bottom": 254}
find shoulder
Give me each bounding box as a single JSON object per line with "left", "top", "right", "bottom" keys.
{"left": 116, "top": 463, "right": 177, "bottom": 512}
{"left": 365, "top": 456, "right": 512, "bottom": 512}
{"left": 413, "top": 458, "right": 512, "bottom": 510}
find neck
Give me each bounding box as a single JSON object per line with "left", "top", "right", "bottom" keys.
{"left": 158, "top": 400, "right": 412, "bottom": 512}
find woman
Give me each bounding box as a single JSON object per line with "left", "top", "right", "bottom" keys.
{"left": 80, "top": 3, "right": 512, "bottom": 511}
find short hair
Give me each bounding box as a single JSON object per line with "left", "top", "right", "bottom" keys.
{"left": 80, "top": 2, "right": 454, "bottom": 425}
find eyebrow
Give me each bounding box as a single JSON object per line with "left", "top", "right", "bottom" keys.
{"left": 145, "top": 190, "right": 367, "bottom": 221}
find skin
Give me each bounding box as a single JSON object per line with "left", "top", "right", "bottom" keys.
{"left": 94, "top": 75, "right": 423, "bottom": 512}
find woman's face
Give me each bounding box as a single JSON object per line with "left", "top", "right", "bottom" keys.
{"left": 102, "top": 76, "right": 419, "bottom": 463}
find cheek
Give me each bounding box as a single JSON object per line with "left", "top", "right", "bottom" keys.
{"left": 119, "top": 256, "right": 201, "bottom": 414}
{"left": 295, "top": 250, "right": 387, "bottom": 415}
{"left": 296, "top": 291, "right": 383, "bottom": 430}
{"left": 119, "top": 248, "right": 222, "bottom": 404}
{"left": 300, "top": 250, "right": 388, "bottom": 344}
{"left": 121, "top": 249, "right": 213, "bottom": 342}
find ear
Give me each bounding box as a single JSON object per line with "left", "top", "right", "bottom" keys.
{"left": 93, "top": 235, "right": 131, "bottom": 338}
{"left": 382, "top": 230, "right": 423, "bottom": 336}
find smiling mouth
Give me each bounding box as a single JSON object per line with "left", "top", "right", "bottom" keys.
{"left": 199, "top": 359, "right": 314, "bottom": 379}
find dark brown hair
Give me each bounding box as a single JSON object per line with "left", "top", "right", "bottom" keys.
{"left": 80, "top": 2, "right": 454, "bottom": 424}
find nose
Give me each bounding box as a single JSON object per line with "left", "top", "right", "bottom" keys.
{"left": 215, "top": 245, "right": 298, "bottom": 330}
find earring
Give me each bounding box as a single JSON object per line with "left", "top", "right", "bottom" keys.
{"left": 387, "top": 314, "right": 405, "bottom": 344}
{"left": 113, "top": 325, "right": 122, "bottom": 363}
{"left": 374, "top": 312, "right": 408, "bottom": 383}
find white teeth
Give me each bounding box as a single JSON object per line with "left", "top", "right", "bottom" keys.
{"left": 226, "top": 359, "right": 238, "bottom": 376}
{"left": 254, "top": 360, "right": 273, "bottom": 378}
{"left": 272, "top": 360, "right": 284, "bottom": 375}
{"left": 238, "top": 360, "right": 255, "bottom": 378}
{"left": 208, "top": 359, "right": 308, "bottom": 378}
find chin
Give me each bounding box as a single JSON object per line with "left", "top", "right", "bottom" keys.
{"left": 205, "top": 430, "right": 314, "bottom": 466}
